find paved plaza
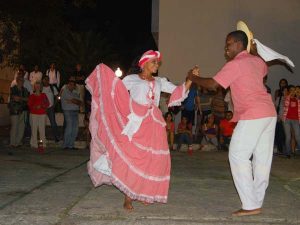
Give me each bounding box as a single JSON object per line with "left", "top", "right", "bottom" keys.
{"left": 0, "top": 136, "right": 300, "bottom": 225}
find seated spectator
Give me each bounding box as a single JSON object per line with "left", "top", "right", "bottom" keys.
{"left": 282, "top": 85, "right": 300, "bottom": 158}
{"left": 201, "top": 113, "right": 218, "bottom": 150}
{"left": 42, "top": 76, "right": 60, "bottom": 142}
{"left": 61, "top": 80, "right": 81, "bottom": 149}
{"left": 8, "top": 72, "right": 29, "bottom": 147}
{"left": 176, "top": 116, "right": 193, "bottom": 151}
{"left": 28, "top": 81, "right": 49, "bottom": 149}
{"left": 164, "top": 112, "right": 175, "bottom": 151}
{"left": 219, "top": 111, "right": 236, "bottom": 151}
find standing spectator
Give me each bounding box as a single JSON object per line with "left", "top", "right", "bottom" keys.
{"left": 29, "top": 65, "right": 43, "bottom": 86}
{"left": 199, "top": 87, "right": 213, "bottom": 124}
{"left": 176, "top": 116, "right": 193, "bottom": 151}
{"left": 74, "top": 63, "right": 86, "bottom": 113}
{"left": 61, "top": 80, "right": 81, "bottom": 149}
{"left": 274, "top": 79, "right": 288, "bottom": 154}
{"left": 11, "top": 69, "right": 33, "bottom": 94}
{"left": 8, "top": 72, "right": 29, "bottom": 147}
{"left": 14, "top": 64, "right": 29, "bottom": 80}
{"left": 164, "top": 112, "right": 175, "bottom": 151}
{"left": 275, "top": 79, "right": 288, "bottom": 102}
{"left": 219, "top": 111, "right": 236, "bottom": 150}
{"left": 46, "top": 63, "right": 61, "bottom": 89}
{"left": 224, "top": 88, "right": 234, "bottom": 112}
{"left": 28, "top": 81, "right": 49, "bottom": 149}
{"left": 42, "top": 76, "right": 60, "bottom": 142}
{"left": 211, "top": 86, "right": 227, "bottom": 122}
{"left": 182, "top": 82, "right": 199, "bottom": 125}
{"left": 282, "top": 85, "right": 300, "bottom": 158}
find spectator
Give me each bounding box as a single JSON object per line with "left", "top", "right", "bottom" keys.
{"left": 224, "top": 88, "right": 234, "bottom": 112}
{"left": 11, "top": 69, "right": 33, "bottom": 94}
{"left": 199, "top": 87, "right": 213, "bottom": 124}
{"left": 8, "top": 72, "right": 29, "bottom": 147}
{"left": 83, "top": 112, "right": 91, "bottom": 149}
{"left": 46, "top": 63, "right": 61, "bottom": 89}
{"left": 74, "top": 63, "right": 86, "bottom": 113}
{"left": 282, "top": 85, "right": 300, "bottom": 158}
{"left": 61, "top": 80, "right": 81, "bottom": 149}
{"left": 28, "top": 81, "right": 49, "bottom": 149}
{"left": 182, "top": 82, "right": 199, "bottom": 125}
{"left": 29, "top": 65, "right": 43, "bottom": 86}
{"left": 176, "top": 116, "right": 193, "bottom": 151}
{"left": 164, "top": 112, "right": 175, "bottom": 151}
{"left": 211, "top": 86, "right": 227, "bottom": 122}
{"left": 42, "top": 76, "right": 60, "bottom": 142}
{"left": 201, "top": 113, "right": 218, "bottom": 150}
{"left": 159, "top": 92, "right": 170, "bottom": 115}
{"left": 14, "top": 64, "right": 29, "bottom": 80}
{"left": 219, "top": 111, "right": 236, "bottom": 150}
{"left": 274, "top": 86, "right": 288, "bottom": 154}
{"left": 274, "top": 78, "right": 288, "bottom": 102}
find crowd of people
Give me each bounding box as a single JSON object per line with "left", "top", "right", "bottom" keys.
{"left": 161, "top": 77, "right": 300, "bottom": 159}
{"left": 8, "top": 63, "right": 90, "bottom": 150}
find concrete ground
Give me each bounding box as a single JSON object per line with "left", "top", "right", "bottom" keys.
{"left": 0, "top": 138, "right": 300, "bottom": 225}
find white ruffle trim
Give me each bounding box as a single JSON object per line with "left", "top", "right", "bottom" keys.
{"left": 121, "top": 112, "right": 144, "bottom": 141}
{"left": 168, "top": 83, "right": 189, "bottom": 107}
{"left": 93, "top": 154, "right": 112, "bottom": 176}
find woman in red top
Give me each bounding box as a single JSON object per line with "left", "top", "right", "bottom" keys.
{"left": 28, "top": 81, "right": 49, "bottom": 148}
{"left": 282, "top": 85, "right": 300, "bottom": 157}
{"left": 164, "top": 112, "right": 175, "bottom": 151}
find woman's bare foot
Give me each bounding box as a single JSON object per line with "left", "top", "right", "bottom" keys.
{"left": 123, "top": 195, "right": 134, "bottom": 211}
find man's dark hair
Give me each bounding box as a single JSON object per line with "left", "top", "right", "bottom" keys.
{"left": 227, "top": 30, "right": 248, "bottom": 50}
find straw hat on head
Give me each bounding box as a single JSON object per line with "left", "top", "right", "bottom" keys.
{"left": 236, "top": 20, "right": 253, "bottom": 52}
{"left": 236, "top": 20, "right": 295, "bottom": 67}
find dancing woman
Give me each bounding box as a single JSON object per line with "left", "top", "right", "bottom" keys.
{"left": 86, "top": 50, "right": 194, "bottom": 210}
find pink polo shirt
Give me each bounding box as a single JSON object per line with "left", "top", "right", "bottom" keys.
{"left": 213, "top": 51, "right": 276, "bottom": 122}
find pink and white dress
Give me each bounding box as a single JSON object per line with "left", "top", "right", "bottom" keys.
{"left": 86, "top": 64, "right": 187, "bottom": 203}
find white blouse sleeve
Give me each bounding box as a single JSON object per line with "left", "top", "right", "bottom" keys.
{"left": 122, "top": 75, "right": 134, "bottom": 91}
{"left": 160, "top": 77, "right": 177, "bottom": 94}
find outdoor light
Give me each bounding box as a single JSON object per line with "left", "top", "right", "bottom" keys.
{"left": 115, "top": 67, "right": 123, "bottom": 77}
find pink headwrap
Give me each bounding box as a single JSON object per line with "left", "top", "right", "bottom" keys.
{"left": 138, "top": 50, "right": 162, "bottom": 68}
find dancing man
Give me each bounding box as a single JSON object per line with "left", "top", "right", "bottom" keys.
{"left": 188, "top": 30, "right": 277, "bottom": 216}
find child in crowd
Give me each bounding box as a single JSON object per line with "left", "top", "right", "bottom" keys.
{"left": 176, "top": 116, "right": 193, "bottom": 152}
{"left": 164, "top": 112, "right": 175, "bottom": 151}
{"left": 219, "top": 111, "right": 236, "bottom": 150}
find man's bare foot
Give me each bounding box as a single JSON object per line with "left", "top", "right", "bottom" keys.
{"left": 123, "top": 195, "right": 133, "bottom": 211}
{"left": 232, "top": 208, "right": 261, "bottom": 216}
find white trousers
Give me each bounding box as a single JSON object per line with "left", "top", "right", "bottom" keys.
{"left": 229, "top": 117, "right": 276, "bottom": 210}
{"left": 30, "top": 114, "right": 46, "bottom": 148}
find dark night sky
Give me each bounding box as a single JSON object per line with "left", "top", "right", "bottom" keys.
{"left": 65, "top": 0, "right": 156, "bottom": 71}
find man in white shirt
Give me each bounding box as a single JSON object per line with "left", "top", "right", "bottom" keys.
{"left": 42, "top": 76, "right": 60, "bottom": 142}
{"left": 29, "top": 65, "right": 43, "bottom": 86}
{"left": 46, "top": 63, "right": 60, "bottom": 89}
{"left": 14, "top": 64, "right": 29, "bottom": 80}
